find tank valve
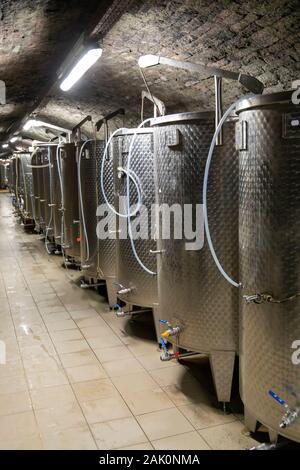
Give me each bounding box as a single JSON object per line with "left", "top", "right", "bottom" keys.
{"left": 159, "top": 319, "right": 181, "bottom": 338}
{"left": 243, "top": 293, "right": 273, "bottom": 304}
{"left": 81, "top": 264, "right": 91, "bottom": 270}
{"left": 280, "top": 407, "right": 300, "bottom": 429}
{"left": 113, "top": 304, "right": 131, "bottom": 318}
{"left": 268, "top": 389, "right": 300, "bottom": 429}
{"left": 116, "top": 284, "right": 132, "bottom": 295}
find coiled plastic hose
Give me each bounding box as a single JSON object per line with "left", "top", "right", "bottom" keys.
{"left": 126, "top": 118, "right": 156, "bottom": 276}
{"left": 100, "top": 128, "right": 143, "bottom": 218}
{"left": 203, "top": 94, "right": 253, "bottom": 288}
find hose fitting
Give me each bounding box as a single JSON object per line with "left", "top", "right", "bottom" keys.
{"left": 159, "top": 319, "right": 181, "bottom": 339}
{"left": 268, "top": 389, "right": 300, "bottom": 429}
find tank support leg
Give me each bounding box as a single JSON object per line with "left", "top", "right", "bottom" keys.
{"left": 209, "top": 351, "right": 235, "bottom": 403}
{"left": 106, "top": 277, "right": 117, "bottom": 309}
{"left": 244, "top": 407, "right": 258, "bottom": 433}
{"left": 268, "top": 429, "right": 278, "bottom": 444}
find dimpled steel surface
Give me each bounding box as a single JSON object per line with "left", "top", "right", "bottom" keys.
{"left": 97, "top": 139, "right": 116, "bottom": 279}
{"left": 151, "top": 113, "right": 239, "bottom": 402}
{"left": 238, "top": 92, "right": 300, "bottom": 442}
{"left": 60, "top": 143, "right": 80, "bottom": 260}
{"left": 79, "top": 140, "right": 104, "bottom": 278}
{"left": 112, "top": 129, "right": 157, "bottom": 307}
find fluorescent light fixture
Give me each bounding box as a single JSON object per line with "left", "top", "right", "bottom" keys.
{"left": 60, "top": 48, "right": 102, "bottom": 91}
{"left": 10, "top": 136, "right": 18, "bottom": 143}
{"left": 138, "top": 54, "right": 160, "bottom": 69}
{"left": 23, "top": 119, "right": 41, "bottom": 131}
{"left": 23, "top": 119, "right": 71, "bottom": 134}
{"left": 2, "top": 143, "right": 9, "bottom": 148}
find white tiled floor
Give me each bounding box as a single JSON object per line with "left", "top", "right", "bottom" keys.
{"left": 0, "top": 193, "right": 260, "bottom": 450}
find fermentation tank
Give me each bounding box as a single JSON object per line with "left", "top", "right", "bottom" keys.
{"left": 42, "top": 148, "right": 55, "bottom": 240}
{"left": 97, "top": 139, "right": 117, "bottom": 307}
{"left": 78, "top": 140, "right": 104, "bottom": 279}
{"left": 59, "top": 143, "right": 80, "bottom": 262}
{"left": 19, "top": 153, "right": 34, "bottom": 223}
{"left": 36, "top": 149, "right": 47, "bottom": 232}
{"left": 237, "top": 92, "right": 300, "bottom": 442}
{"left": 151, "top": 112, "right": 239, "bottom": 403}
{"left": 50, "top": 146, "right": 62, "bottom": 246}
{"left": 0, "top": 163, "right": 7, "bottom": 189}
{"left": 31, "top": 151, "right": 42, "bottom": 231}
{"left": 112, "top": 129, "right": 158, "bottom": 320}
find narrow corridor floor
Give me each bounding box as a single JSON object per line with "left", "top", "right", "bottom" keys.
{"left": 0, "top": 193, "right": 259, "bottom": 450}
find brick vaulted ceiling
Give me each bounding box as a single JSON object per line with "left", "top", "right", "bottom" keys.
{"left": 1, "top": 0, "right": 299, "bottom": 145}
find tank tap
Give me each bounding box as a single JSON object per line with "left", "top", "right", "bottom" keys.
{"left": 113, "top": 304, "right": 131, "bottom": 318}
{"left": 114, "top": 282, "right": 132, "bottom": 295}
{"left": 280, "top": 407, "right": 300, "bottom": 429}
{"left": 159, "top": 319, "right": 181, "bottom": 338}
{"left": 243, "top": 293, "right": 273, "bottom": 304}
{"left": 268, "top": 389, "right": 300, "bottom": 429}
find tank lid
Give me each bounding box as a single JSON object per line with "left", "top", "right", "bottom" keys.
{"left": 235, "top": 91, "right": 297, "bottom": 113}
{"left": 150, "top": 111, "right": 214, "bottom": 126}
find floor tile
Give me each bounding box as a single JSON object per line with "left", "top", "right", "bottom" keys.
{"left": 30, "top": 384, "right": 77, "bottom": 410}
{"left": 92, "top": 417, "right": 147, "bottom": 450}
{"left": 0, "top": 411, "right": 39, "bottom": 442}
{"left": 81, "top": 396, "right": 132, "bottom": 424}
{"left": 35, "top": 402, "right": 86, "bottom": 433}
{"left": 152, "top": 431, "right": 210, "bottom": 450}
{"left": 41, "top": 425, "right": 97, "bottom": 450}
{"left": 93, "top": 345, "right": 133, "bottom": 363}
{"left": 198, "top": 420, "right": 259, "bottom": 450}
{"left": 73, "top": 378, "right": 118, "bottom": 402}
{"left": 102, "top": 357, "right": 145, "bottom": 378}
{"left": 136, "top": 408, "right": 193, "bottom": 441}
{"left": 26, "top": 368, "right": 68, "bottom": 389}
{"left": 0, "top": 390, "right": 32, "bottom": 416}
{"left": 59, "top": 349, "right": 99, "bottom": 368}
{"left": 65, "top": 363, "right": 107, "bottom": 383}
{"left": 179, "top": 403, "right": 237, "bottom": 429}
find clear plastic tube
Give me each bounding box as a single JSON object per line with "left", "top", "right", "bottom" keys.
{"left": 100, "top": 128, "right": 143, "bottom": 218}
{"left": 202, "top": 94, "right": 253, "bottom": 288}
{"left": 126, "top": 118, "right": 156, "bottom": 276}
{"left": 26, "top": 163, "right": 52, "bottom": 169}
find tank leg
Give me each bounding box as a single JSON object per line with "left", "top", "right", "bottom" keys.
{"left": 152, "top": 305, "right": 161, "bottom": 343}
{"left": 106, "top": 277, "right": 117, "bottom": 309}
{"left": 209, "top": 351, "right": 235, "bottom": 403}
{"left": 244, "top": 407, "right": 257, "bottom": 433}
{"left": 268, "top": 428, "right": 278, "bottom": 444}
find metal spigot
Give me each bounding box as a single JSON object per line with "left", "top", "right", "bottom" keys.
{"left": 159, "top": 319, "right": 181, "bottom": 338}
{"left": 114, "top": 283, "right": 132, "bottom": 295}
{"left": 113, "top": 304, "right": 130, "bottom": 318}
{"left": 268, "top": 389, "right": 300, "bottom": 429}
{"left": 280, "top": 407, "right": 300, "bottom": 429}
{"left": 243, "top": 293, "right": 273, "bottom": 304}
